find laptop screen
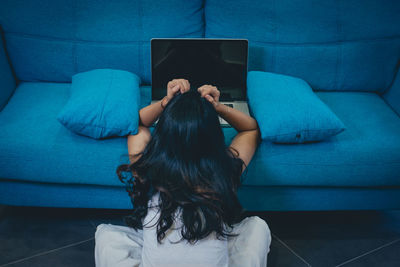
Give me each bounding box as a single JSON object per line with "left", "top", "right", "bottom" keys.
{"left": 151, "top": 39, "right": 248, "bottom": 101}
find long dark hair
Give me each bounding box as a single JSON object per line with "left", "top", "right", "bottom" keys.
{"left": 117, "top": 89, "right": 246, "bottom": 244}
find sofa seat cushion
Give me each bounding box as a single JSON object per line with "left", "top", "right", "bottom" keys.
{"left": 243, "top": 92, "right": 400, "bottom": 187}
{"left": 0, "top": 82, "right": 152, "bottom": 187}
{"left": 1, "top": 83, "right": 399, "bottom": 187}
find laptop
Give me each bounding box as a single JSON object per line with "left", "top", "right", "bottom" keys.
{"left": 151, "top": 38, "right": 250, "bottom": 126}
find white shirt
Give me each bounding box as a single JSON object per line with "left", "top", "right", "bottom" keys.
{"left": 141, "top": 192, "right": 229, "bottom": 267}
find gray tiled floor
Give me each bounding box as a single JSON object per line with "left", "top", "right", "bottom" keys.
{"left": 252, "top": 210, "right": 400, "bottom": 266}
{"left": 0, "top": 206, "right": 399, "bottom": 267}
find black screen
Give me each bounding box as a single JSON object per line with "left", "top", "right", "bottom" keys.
{"left": 151, "top": 39, "right": 248, "bottom": 101}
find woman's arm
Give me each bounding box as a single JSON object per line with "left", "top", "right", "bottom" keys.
{"left": 139, "top": 79, "right": 191, "bottom": 127}
{"left": 198, "top": 85, "right": 261, "bottom": 173}
{"left": 138, "top": 99, "right": 166, "bottom": 127}
{"left": 197, "top": 85, "right": 258, "bottom": 132}
{"left": 214, "top": 103, "right": 258, "bottom": 132}
{"left": 129, "top": 79, "right": 191, "bottom": 165}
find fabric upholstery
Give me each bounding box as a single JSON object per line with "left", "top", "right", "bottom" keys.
{"left": 244, "top": 92, "right": 400, "bottom": 187}
{"left": 205, "top": 0, "right": 400, "bottom": 92}
{"left": 0, "top": 0, "right": 204, "bottom": 83}
{"left": 57, "top": 69, "right": 141, "bottom": 139}
{"left": 384, "top": 67, "right": 400, "bottom": 116}
{"left": 247, "top": 71, "right": 345, "bottom": 143}
{"left": 0, "top": 27, "right": 15, "bottom": 111}
{"left": 0, "top": 0, "right": 399, "bottom": 211}
{"left": 0, "top": 82, "right": 152, "bottom": 186}
{"left": 1, "top": 180, "right": 400, "bottom": 211}
{"left": 0, "top": 82, "right": 399, "bottom": 188}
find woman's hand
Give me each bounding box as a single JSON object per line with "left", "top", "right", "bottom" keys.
{"left": 163, "top": 79, "right": 190, "bottom": 106}
{"left": 197, "top": 85, "right": 220, "bottom": 108}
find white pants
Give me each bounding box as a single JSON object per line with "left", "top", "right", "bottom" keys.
{"left": 95, "top": 216, "right": 271, "bottom": 267}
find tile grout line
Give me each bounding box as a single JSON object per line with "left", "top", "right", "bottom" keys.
{"left": 272, "top": 233, "right": 312, "bottom": 267}
{"left": 335, "top": 238, "right": 400, "bottom": 267}
{"left": 0, "top": 237, "right": 95, "bottom": 267}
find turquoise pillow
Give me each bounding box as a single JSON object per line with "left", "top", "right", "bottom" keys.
{"left": 57, "top": 69, "right": 141, "bottom": 139}
{"left": 247, "top": 71, "right": 345, "bottom": 143}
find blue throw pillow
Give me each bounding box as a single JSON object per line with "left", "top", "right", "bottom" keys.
{"left": 57, "top": 69, "right": 141, "bottom": 139}
{"left": 247, "top": 71, "right": 345, "bottom": 143}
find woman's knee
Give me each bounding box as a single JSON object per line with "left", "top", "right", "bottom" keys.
{"left": 252, "top": 216, "right": 271, "bottom": 235}
{"left": 95, "top": 223, "right": 110, "bottom": 236}
{"left": 242, "top": 216, "right": 270, "bottom": 231}
{"left": 95, "top": 224, "right": 120, "bottom": 245}
{"left": 243, "top": 216, "right": 272, "bottom": 247}
{"left": 95, "top": 223, "right": 143, "bottom": 247}
{"left": 228, "top": 217, "right": 271, "bottom": 267}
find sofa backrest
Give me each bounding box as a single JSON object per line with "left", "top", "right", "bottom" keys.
{"left": 384, "top": 68, "right": 400, "bottom": 115}
{"left": 0, "top": 26, "right": 16, "bottom": 112}
{"left": 1, "top": 0, "right": 399, "bottom": 92}
{"left": 0, "top": 0, "right": 204, "bottom": 84}
{"left": 205, "top": 0, "right": 400, "bottom": 93}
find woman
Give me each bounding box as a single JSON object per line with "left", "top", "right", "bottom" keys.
{"left": 95, "top": 79, "right": 271, "bottom": 267}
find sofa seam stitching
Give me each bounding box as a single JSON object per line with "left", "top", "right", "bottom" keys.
{"left": 381, "top": 60, "right": 400, "bottom": 95}
{"left": 260, "top": 128, "right": 345, "bottom": 138}
{"left": 206, "top": 34, "right": 400, "bottom": 46}
{"left": 257, "top": 162, "right": 400, "bottom": 166}
{"left": 73, "top": 0, "right": 77, "bottom": 74}
{"left": 58, "top": 119, "right": 138, "bottom": 131}
{"left": 272, "top": 0, "right": 277, "bottom": 71}
{"left": 138, "top": 0, "right": 144, "bottom": 82}
{"left": 1, "top": 156, "right": 399, "bottom": 166}
{"left": 335, "top": 0, "right": 341, "bottom": 90}
{"left": 3, "top": 31, "right": 203, "bottom": 44}
{"left": 202, "top": 0, "right": 206, "bottom": 37}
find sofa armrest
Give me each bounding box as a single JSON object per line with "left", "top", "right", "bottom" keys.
{"left": 0, "top": 26, "right": 16, "bottom": 112}
{"left": 384, "top": 67, "right": 400, "bottom": 116}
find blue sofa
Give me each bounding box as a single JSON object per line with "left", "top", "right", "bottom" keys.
{"left": 0, "top": 0, "right": 399, "bottom": 211}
